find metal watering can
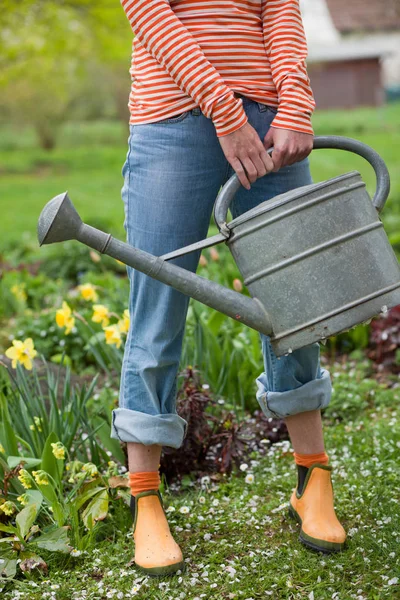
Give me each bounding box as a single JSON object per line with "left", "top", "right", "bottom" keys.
{"left": 37, "top": 136, "right": 400, "bottom": 356}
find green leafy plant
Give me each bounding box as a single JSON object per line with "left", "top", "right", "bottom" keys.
{"left": 0, "top": 492, "right": 70, "bottom": 581}
{"left": 0, "top": 357, "right": 103, "bottom": 463}
{"left": 182, "top": 304, "right": 262, "bottom": 413}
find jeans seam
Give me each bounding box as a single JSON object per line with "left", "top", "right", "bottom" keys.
{"left": 264, "top": 394, "right": 281, "bottom": 419}
{"left": 119, "top": 139, "right": 133, "bottom": 410}
{"left": 111, "top": 411, "right": 123, "bottom": 442}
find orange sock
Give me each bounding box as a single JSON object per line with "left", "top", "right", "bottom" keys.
{"left": 129, "top": 471, "right": 161, "bottom": 496}
{"left": 294, "top": 451, "right": 329, "bottom": 468}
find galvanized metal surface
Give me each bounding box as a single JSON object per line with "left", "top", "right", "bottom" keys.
{"left": 226, "top": 170, "right": 400, "bottom": 354}
{"left": 214, "top": 135, "right": 390, "bottom": 231}
{"left": 37, "top": 136, "right": 399, "bottom": 357}
{"left": 37, "top": 193, "right": 272, "bottom": 336}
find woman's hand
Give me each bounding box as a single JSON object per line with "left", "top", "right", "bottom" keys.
{"left": 263, "top": 127, "right": 313, "bottom": 172}
{"left": 218, "top": 122, "right": 275, "bottom": 190}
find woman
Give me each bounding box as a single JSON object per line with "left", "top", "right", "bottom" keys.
{"left": 111, "top": 0, "right": 346, "bottom": 576}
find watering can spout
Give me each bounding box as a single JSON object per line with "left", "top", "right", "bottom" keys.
{"left": 37, "top": 192, "right": 273, "bottom": 336}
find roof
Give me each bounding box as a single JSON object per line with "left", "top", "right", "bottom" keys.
{"left": 308, "top": 40, "right": 390, "bottom": 63}
{"left": 325, "top": 0, "right": 400, "bottom": 33}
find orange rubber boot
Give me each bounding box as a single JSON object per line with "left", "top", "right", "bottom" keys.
{"left": 131, "top": 490, "right": 184, "bottom": 576}
{"left": 289, "top": 464, "right": 346, "bottom": 553}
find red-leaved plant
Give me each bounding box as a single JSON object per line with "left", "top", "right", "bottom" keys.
{"left": 368, "top": 305, "right": 400, "bottom": 372}
{"left": 160, "top": 367, "right": 288, "bottom": 482}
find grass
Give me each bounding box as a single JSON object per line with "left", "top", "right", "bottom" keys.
{"left": 0, "top": 103, "right": 399, "bottom": 248}
{"left": 1, "top": 105, "right": 400, "bottom": 598}
{"left": 2, "top": 366, "right": 399, "bottom": 599}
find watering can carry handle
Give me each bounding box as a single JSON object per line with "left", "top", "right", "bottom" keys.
{"left": 213, "top": 135, "right": 391, "bottom": 236}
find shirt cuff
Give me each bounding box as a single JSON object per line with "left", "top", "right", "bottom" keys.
{"left": 270, "top": 108, "right": 314, "bottom": 136}
{"left": 212, "top": 95, "right": 249, "bottom": 138}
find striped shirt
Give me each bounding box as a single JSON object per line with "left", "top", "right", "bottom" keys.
{"left": 121, "top": 0, "right": 315, "bottom": 137}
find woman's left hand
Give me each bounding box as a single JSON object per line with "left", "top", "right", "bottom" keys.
{"left": 263, "top": 127, "right": 313, "bottom": 172}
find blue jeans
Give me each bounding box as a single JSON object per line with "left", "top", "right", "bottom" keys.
{"left": 111, "top": 96, "right": 332, "bottom": 448}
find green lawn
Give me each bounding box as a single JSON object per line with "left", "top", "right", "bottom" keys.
{"left": 2, "top": 372, "right": 399, "bottom": 599}
{"left": 1, "top": 107, "right": 400, "bottom": 598}
{"left": 1, "top": 104, "right": 400, "bottom": 249}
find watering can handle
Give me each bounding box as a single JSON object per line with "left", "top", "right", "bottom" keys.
{"left": 213, "top": 135, "right": 390, "bottom": 236}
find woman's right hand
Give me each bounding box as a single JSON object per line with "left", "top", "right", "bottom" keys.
{"left": 218, "top": 122, "right": 274, "bottom": 190}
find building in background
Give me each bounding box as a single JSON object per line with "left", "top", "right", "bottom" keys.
{"left": 301, "top": 0, "right": 400, "bottom": 109}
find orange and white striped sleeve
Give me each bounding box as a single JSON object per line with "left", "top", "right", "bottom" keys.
{"left": 261, "top": 0, "right": 316, "bottom": 135}
{"left": 120, "top": 0, "right": 248, "bottom": 137}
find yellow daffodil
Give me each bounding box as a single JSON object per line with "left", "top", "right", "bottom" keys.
{"left": 104, "top": 324, "right": 122, "bottom": 349}
{"left": 11, "top": 283, "right": 27, "bottom": 302}
{"left": 17, "top": 494, "right": 29, "bottom": 506}
{"left": 92, "top": 304, "right": 110, "bottom": 327}
{"left": 117, "top": 309, "right": 130, "bottom": 334}
{"left": 5, "top": 338, "right": 37, "bottom": 370}
{"left": 18, "top": 469, "right": 32, "bottom": 489}
{"left": 81, "top": 463, "right": 98, "bottom": 478}
{"left": 32, "top": 470, "right": 49, "bottom": 486}
{"left": 56, "top": 301, "right": 75, "bottom": 335}
{"left": 0, "top": 443, "right": 5, "bottom": 454}
{"left": 51, "top": 442, "right": 66, "bottom": 460}
{"left": 0, "top": 501, "right": 17, "bottom": 516}
{"left": 77, "top": 283, "right": 98, "bottom": 302}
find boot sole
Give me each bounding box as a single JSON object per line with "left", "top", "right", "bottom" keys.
{"left": 135, "top": 560, "right": 185, "bottom": 578}
{"left": 288, "top": 505, "right": 345, "bottom": 554}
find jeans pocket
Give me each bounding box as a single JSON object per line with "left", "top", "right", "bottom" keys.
{"left": 257, "top": 102, "right": 279, "bottom": 115}
{"left": 154, "top": 111, "right": 190, "bottom": 124}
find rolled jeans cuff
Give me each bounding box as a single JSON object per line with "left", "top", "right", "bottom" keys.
{"left": 111, "top": 408, "right": 188, "bottom": 449}
{"left": 255, "top": 368, "right": 332, "bottom": 419}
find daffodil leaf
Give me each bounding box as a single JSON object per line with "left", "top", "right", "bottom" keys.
{"left": 16, "top": 503, "right": 40, "bottom": 540}
{"left": 7, "top": 456, "right": 41, "bottom": 470}
{"left": 84, "top": 332, "right": 105, "bottom": 348}
{"left": 206, "top": 310, "right": 226, "bottom": 336}
{"left": 0, "top": 408, "right": 18, "bottom": 456}
{"left": 41, "top": 432, "right": 60, "bottom": 485}
{"left": 92, "top": 416, "right": 125, "bottom": 463}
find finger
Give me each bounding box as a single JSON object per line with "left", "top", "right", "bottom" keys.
{"left": 287, "top": 145, "right": 311, "bottom": 165}
{"left": 271, "top": 147, "right": 286, "bottom": 172}
{"left": 230, "top": 157, "right": 251, "bottom": 190}
{"left": 263, "top": 129, "right": 274, "bottom": 150}
{"left": 259, "top": 148, "right": 274, "bottom": 173}
{"left": 248, "top": 148, "right": 268, "bottom": 178}
{"left": 253, "top": 137, "right": 274, "bottom": 174}
{"left": 297, "top": 145, "right": 313, "bottom": 163}
{"left": 285, "top": 151, "right": 302, "bottom": 166}
{"left": 240, "top": 156, "right": 258, "bottom": 184}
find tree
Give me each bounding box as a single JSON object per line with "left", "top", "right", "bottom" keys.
{"left": 0, "top": 1, "right": 132, "bottom": 149}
